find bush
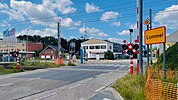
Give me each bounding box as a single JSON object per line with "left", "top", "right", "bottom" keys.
{"left": 104, "top": 50, "right": 114, "bottom": 60}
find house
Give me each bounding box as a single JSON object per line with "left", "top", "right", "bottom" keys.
{"left": 81, "top": 39, "right": 113, "bottom": 59}
{"left": 39, "top": 45, "right": 67, "bottom": 60}
{"left": 159, "top": 30, "right": 178, "bottom": 54}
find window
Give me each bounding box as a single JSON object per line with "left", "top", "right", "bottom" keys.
{"left": 22, "top": 44, "right": 24, "bottom": 46}
{"left": 95, "top": 45, "right": 100, "bottom": 49}
{"left": 101, "top": 45, "right": 106, "bottom": 49}
{"left": 89, "top": 46, "right": 94, "bottom": 49}
{"left": 22, "top": 49, "right": 25, "bottom": 51}
{"left": 0, "top": 50, "right": 2, "bottom": 52}
{"left": 51, "top": 50, "right": 53, "bottom": 53}
{"left": 83, "top": 46, "right": 88, "bottom": 49}
{"left": 110, "top": 46, "right": 112, "bottom": 49}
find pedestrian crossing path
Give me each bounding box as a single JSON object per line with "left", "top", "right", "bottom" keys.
{"left": 82, "top": 63, "right": 121, "bottom": 67}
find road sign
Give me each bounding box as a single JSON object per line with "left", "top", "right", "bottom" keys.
{"left": 144, "top": 19, "right": 150, "bottom": 25}
{"left": 144, "top": 26, "right": 166, "bottom": 45}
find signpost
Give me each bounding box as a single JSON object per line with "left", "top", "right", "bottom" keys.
{"left": 144, "top": 19, "right": 150, "bottom": 66}
{"left": 144, "top": 26, "right": 166, "bottom": 79}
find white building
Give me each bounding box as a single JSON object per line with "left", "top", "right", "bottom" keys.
{"left": 81, "top": 39, "right": 113, "bottom": 59}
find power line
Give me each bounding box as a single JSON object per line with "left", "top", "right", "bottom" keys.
{"left": 1, "top": 0, "right": 175, "bottom": 26}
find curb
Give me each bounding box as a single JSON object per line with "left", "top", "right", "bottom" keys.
{"left": 110, "top": 88, "right": 124, "bottom": 100}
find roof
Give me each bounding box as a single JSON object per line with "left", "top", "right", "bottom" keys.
{"left": 40, "top": 45, "right": 67, "bottom": 54}
{"left": 167, "top": 30, "right": 178, "bottom": 42}
{"left": 81, "top": 39, "right": 112, "bottom": 45}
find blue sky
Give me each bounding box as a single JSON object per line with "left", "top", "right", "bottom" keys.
{"left": 0, "top": 0, "right": 178, "bottom": 43}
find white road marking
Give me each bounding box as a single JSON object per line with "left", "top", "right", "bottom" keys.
{"left": 120, "top": 65, "right": 126, "bottom": 67}
{"left": 28, "top": 77, "right": 41, "bottom": 81}
{"left": 103, "top": 98, "right": 111, "bottom": 100}
{"left": 69, "top": 84, "right": 81, "bottom": 89}
{"left": 0, "top": 82, "right": 13, "bottom": 87}
{"left": 34, "top": 92, "right": 56, "bottom": 100}
{"left": 117, "top": 69, "right": 120, "bottom": 70}
{"left": 95, "top": 86, "right": 105, "bottom": 93}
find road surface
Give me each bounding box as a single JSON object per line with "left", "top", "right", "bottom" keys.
{"left": 0, "top": 60, "right": 131, "bottom": 100}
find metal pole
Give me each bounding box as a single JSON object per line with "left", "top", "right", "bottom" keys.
{"left": 136, "top": 0, "right": 140, "bottom": 74}
{"left": 163, "top": 42, "right": 166, "bottom": 79}
{"left": 27, "top": 29, "right": 29, "bottom": 59}
{"left": 139, "top": 0, "right": 143, "bottom": 73}
{"left": 149, "top": 9, "right": 153, "bottom": 65}
{"left": 58, "top": 21, "right": 61, "bottom": 60}
{"left": 130, "top": 55, "right": 134, "bottom": 75}
{"left": 146, "top": 25, "right": 149, "bottom": 66}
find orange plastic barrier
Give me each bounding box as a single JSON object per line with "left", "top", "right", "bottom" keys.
{"left": 55, "top": 57, "right": 63, "bottom": 64}
{"left": 145, "top": 67, "right": 178, "bottom": 100}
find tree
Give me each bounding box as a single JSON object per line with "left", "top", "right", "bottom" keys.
{"left": 104, "top": 50, "right": 114, "bottom": 60}
{"left": 157, "top": 42, "right": 178, "bottom": 70}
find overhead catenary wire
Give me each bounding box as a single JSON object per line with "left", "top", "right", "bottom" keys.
{"left": 0, "top": 0, "right": 175, "bottom": 27}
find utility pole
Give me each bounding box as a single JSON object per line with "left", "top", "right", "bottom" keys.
{"left": 139, "top": 0, "right": 143, "bottom": 73}
{"left": 58, "top": 20, "right": 61, "bottom": 60}
{"left": 149, "top": 9, "right": 153, "bottom": 65}
{"left": 27, "top": 28, "right": 29, "bottom": 60}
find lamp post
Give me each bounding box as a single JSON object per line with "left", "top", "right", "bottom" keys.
{"left": 27, "top": 28, "right": 29, "bottom": 60}
{"left": 129, "top": 29, "right": 133, "bottom": 75}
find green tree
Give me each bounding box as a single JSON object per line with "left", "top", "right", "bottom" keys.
{"left": 157, "top": 42, "right": 178, "bottom": 70}
{"left": 104, "top": 50, "right": 114, "bottom": 60}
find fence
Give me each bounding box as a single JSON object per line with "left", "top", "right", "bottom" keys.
{"left": 145, "top": 67, "right": 178, "bottom": 100}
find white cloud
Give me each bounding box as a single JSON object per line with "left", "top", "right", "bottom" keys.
{"left": 117, "top": 30, "right": 130, "bottom": 35}
{"left": 61, "top": 18, "right": 81, "bottom": 27}
{"left": 154, "top": 5, "right": 178, "bottom": 29}
{"left": 100, "top": 11, "right": 120, "bottom": 21}
{"left": 79, "top": 27, "right": 100, "bottom": 34}
{"left": 85, "top": 3, "right": 100, "bottom": 13}
{"left": 108, "top": 37, "right": 122, "bottom": 43}
{"left": 0, "top": 20, "right": 10, "bottom": 27}
{"left": 1, "top": 0, "right": 79, "bottom": 28}
{"left": 55, "top": 0, "right": 76, "bottom": 14}
{"left": 129, "top": 23, "right": 137, "bottom": 29}
{"left": 79, "top": 26, "right": 107, "bottom": 38}
{"left": 112, "top": 21, "right": 121, "bottom": 27}
{"left": 0, "top": 2, "right": 8, "bottom": 9}
{"left": 17, "top": 28, "right": 57, "bottom": 37}
{"left": 98, "top": 32, "right": 107, "bottom": 37}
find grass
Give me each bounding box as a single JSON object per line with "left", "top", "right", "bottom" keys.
{"left": 20, "top": 61, "right": 66, "bottom": 70}
{"left": 67, "top": 63, "right": 76, "bottom": 66}
{"left": 0, "top": 66, "right": 24, "bottom": 75}
{"left": 113, "top": 74, "right": 146, "bottom": 100}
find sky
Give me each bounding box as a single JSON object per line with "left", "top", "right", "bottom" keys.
{"left": 0, "top": 0, "right": 178, "bottom": 43}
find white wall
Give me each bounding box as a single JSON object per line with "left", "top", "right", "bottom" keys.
{"left": 81, "top": 42, "right": 113, "bottom": 59}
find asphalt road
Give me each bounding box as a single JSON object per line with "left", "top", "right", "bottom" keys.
{"left": 0, "top": 60, "right": 130, "bottom": 100}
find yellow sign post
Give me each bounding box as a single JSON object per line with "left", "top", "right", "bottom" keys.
{"left": 144, "top": 26, "right": 167, "bottom": 79}
{"left": 144, "top": 26, "right": 166, "bottom": 45}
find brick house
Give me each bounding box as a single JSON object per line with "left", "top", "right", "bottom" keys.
{"left": 40, "top": 45, "right": 67, "bottom": 60}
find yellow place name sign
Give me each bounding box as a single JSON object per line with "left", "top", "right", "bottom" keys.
{"left": 144, "top": 26, "right": 166, "bottom": 45}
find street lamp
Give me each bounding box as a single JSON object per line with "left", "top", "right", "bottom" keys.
{"left": 129, "top": 29, "right": 133, "bottom": 44}
{"left": 27, "top": 28, "right": 29, "bottom": 60}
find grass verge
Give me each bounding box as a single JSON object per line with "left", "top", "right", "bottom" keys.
{"left": 0, "top": 66, "right": 24, "bottom": 75}
{"left": 21, "top": 62, "right": 65, "bottom": 70}
{"left": 112, "top": 74, "right": 146, "bottom": 100}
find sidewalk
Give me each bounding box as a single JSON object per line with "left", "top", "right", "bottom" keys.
{"left": 89, "top": 87, "right": 124, "bottom": 100}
